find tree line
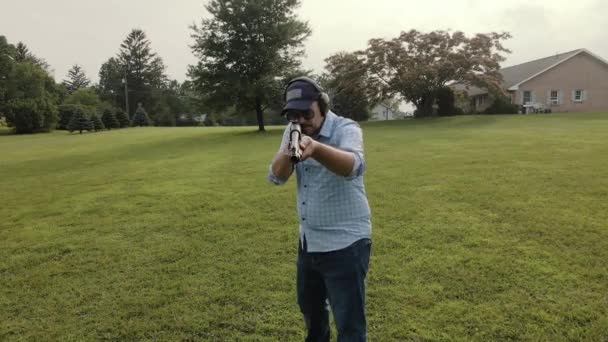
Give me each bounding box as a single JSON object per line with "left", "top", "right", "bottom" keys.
{"left": 1, "top": 0, "right": 513, "bottom": 134}
{"left": 0, "top": 28, "right": 206, "bottom": 134}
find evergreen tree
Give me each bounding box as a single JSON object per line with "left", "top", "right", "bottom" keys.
{"left": 97, "top": 30, "right": 168, "bottom": 118}
{"left": 97, "top": 57, "right": 125, "bottom": 112}
{"left": 132, "top": 103, "right": 151, "bottom": 126}
{"left": 63, "top": 64, "right": 91, "bottom": 93}
{"left": 57, "top": 104, "right": 82, "bottom": 130}
{"left": 101, "top": 108, "right": 120, "bottom": 129}
{"left": 97, "top": 30, "right": 167, "bottom": 116}
{"left": 90, "top": 114, "right": 105, "bottom": 131}
{"left": 115, "top": 109, "right": 130, "bottom": 128}
{"left": 14, "top": 42, "right": 31, "bottom": 62}
{"left": 67, "top": 108, "right": 92, "bottom": 134}
{"left": 14, "top": 42, "right": 50, "bottom": 72}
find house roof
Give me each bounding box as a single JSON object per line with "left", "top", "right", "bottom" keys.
{"left": 449, "top": 82, "right": 487, "bottom": 96}
{"left": 451, "top": 48, "right": 608, "bottom": 95}
{"left": 500, "top": 49, "right": 583, "bottom": 89}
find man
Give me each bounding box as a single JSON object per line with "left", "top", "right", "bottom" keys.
{"left": 267, "top": 77, "right": 372, "bottom": 341}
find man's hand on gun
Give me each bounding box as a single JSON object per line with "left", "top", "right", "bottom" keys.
{"left": 298, "top": 135, "right": 316, "bottom": 161}
{"left": 287, "top": 122, "right": 316, "bottom": 163}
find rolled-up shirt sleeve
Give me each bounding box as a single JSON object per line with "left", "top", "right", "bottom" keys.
{"left": 267, "top": 126, "right": 292, "bottom": 185}
{"left": 337, "top": 122, "right": 366, "bottom": 180}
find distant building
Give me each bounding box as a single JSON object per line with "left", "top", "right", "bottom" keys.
{"left": 370, "top": 102, "right": 407, "bottom": 120}
{"left": 451, "top": 48, "right": 608, "bottom": 114}
{"left": 177, "top": 113, "right": 207, "bottom": 125}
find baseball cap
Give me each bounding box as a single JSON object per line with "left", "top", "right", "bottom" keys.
{"left": 282, "top": 80, "right": 320, "bottom": 115}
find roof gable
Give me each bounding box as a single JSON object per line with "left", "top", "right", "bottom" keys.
{"left": 450, "top": 49, "right": 608, "bottom": 95}
{"left": 502, "top": 49, "right": 608, "bottom": 90}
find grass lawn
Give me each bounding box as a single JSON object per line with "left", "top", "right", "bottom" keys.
{"left": 1, "top": 113, "right": 607, "bottom": 341}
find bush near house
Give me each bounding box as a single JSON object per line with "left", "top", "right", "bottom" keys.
{"left": 484, "top": 96, "right": 520, "bottom": 115}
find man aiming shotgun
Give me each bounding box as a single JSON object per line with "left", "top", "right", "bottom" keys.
{"left": 267, "top": 76, "right": 372, "bottom": 341}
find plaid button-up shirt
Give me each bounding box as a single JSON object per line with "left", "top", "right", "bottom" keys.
{"left": 267, "top": 111, "right": 372, "bottom": 252}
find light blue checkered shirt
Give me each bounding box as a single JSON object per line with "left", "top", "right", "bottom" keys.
{"left": 267, "top": 111, "right": 372, "bottom": 252}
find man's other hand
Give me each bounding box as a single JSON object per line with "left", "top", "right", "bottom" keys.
{"left": 299, "top": 135, "right": 317, "bottom": 161}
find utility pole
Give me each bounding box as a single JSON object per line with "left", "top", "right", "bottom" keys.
{"left": 123, "top": 76, "right": 129, "bottom": 118}
{"left": 122, "top": 59, "right": 130, "bottom": 118}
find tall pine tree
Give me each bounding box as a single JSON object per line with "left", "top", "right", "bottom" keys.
{"left": 63, "top": 64, "right": 91, "bottom": 94}
{"left": 98, "top": 30, "right": 167, "bottom": 118}
{"left": 98, "top": 57, "right": 125, "bottom": 113}
{"left": 14, "top": 42, "right": 50, "bottom": 71}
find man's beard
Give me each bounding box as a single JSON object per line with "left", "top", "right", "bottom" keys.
{"left": 302, "top": 117, "right": 325, "bottom": 137}
{"left": 302, "top": 125, "right": 313, "bottom": 134}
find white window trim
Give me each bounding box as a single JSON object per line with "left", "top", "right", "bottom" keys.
{"left": 523, "top": 91, "right": 532, "bottom": 105}
{"left": 550, "top": 90, "right": 559, "bottom": 105}
{"left": 574, "top": 89, "right": 584, "bottom": 103}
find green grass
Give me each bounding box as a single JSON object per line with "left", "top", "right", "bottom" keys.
{"left": 1, "top": 113, "right": 607, "bottom": 341}
{"left": 0, "top": 127, "right": 12, "bottom": 135}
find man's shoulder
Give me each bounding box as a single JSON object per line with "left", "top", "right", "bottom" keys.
{"left": 329, "top": 111, "right": 360, "bottom": 130}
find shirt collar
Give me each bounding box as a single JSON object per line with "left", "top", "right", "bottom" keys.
{"left": 317, "top": 111, "right": 337, "bottom": 139}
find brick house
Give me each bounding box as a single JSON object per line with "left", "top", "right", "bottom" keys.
{"left": 452, "top": 49, "right": 608, "bottom": 113}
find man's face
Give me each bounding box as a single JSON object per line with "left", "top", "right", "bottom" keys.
{"left": 286, "top": 102, "right": 324, "bottom": 136}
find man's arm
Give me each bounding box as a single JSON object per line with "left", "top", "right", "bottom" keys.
{"left": 299, "top": 122, "right": 365, "bottom": 178}
{"left": 301, "top": 138, "right": 355, "bottom": 177}
{"left": 270, "top": 146, "right": 294, "bottom": 181}
{"left": 267, "top": 126, "right": 294, "bottom": 185}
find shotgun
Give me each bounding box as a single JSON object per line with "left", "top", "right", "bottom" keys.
{"left": 288, "top": 121, "right": 302, "bottom": 163}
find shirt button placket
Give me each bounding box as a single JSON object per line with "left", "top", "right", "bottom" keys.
{"left": 302, "top": 164, "right": 308, "bottom": 223}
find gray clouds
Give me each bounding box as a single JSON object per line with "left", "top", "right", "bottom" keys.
{"left": 1, "top": 0, "right": 605, "bottom": 83}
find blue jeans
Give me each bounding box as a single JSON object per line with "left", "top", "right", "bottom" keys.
{"left": 297, "top": 238, "right": 371, "bottom": 342}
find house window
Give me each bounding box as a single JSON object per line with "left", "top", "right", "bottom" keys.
{"left": 550, "top": 90, "right": 559, "bottom": 105}
{"left": 574, "top": 90, "right": 583, "bottom": 102}
{"left": 523, "top": 91, "right": 531, "bottom": 104}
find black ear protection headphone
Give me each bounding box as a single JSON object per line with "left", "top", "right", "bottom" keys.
{"left": 284, "top": 76, "right": 330, "bottom": 115}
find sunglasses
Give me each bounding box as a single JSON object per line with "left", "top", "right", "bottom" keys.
{"left": 284, "top": 109, "right": 315, "bottom": 121}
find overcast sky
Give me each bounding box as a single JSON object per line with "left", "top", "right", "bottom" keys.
{"left": 1, "top": 0, "right": 606, "bottom": 84}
